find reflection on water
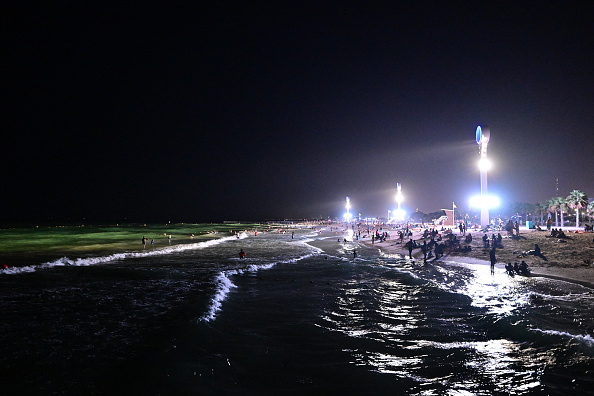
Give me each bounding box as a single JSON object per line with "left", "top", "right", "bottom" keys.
{"left": 316, "top": 251, "right": 594, "bottom": 394}
{"left": 447, "top": 263, "right": 532, "bottom": 315}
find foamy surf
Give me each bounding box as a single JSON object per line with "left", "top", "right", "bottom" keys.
{"left": 198, "top": 252, "right": 319, "bottom": 322}
{"left": 531, "top": 328, "right": 594, "bottom": 345}
{"left": 0, "top": 232, "right": 248, "bottom": 275}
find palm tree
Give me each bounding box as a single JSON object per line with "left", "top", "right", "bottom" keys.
{"left": 559, "top": 198, "right": 568, "bottom": 228}
{"left": 548, "top": 197, "right": 564, "bottom": 227}
{"left": 540, "top": 201, "right": 550, "bottom": 224}
{"left": 536, "top": 201, "right": 548, "bottom": 225}
{"left": 566, "top": 190, "right": 588, "bottom": 228}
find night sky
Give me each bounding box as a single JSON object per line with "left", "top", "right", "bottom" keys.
{"left": 4, "top": 2, "right": 593, "bottom": 223}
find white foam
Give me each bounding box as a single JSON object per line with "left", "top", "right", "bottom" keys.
{"left": 199, "top": 270, "right": 239, "bottom": 322}
{"left": 0, "top": 233, "right": 248, "bottom": 276}
{"left": 530, "top": 328, "right": 594, "bottom": 345}
{"left": 198, "top": 252, "right": 318, "bottom": 322}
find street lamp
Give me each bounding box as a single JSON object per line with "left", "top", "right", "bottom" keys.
{"left": 476, "top": 126, "right": 491, "bottom": 227}
{"left": 394, "top": 183, "right": 404, "bottom": 221}
{"left": 344, "top": 196, "right": 352, "bottom": 222}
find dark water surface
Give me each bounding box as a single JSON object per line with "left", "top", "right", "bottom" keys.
{"left": 1, "top": 225, "right": 593, "bottom": 395}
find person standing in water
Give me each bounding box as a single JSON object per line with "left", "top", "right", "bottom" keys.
{"left": 142, "top": 236, "right": 147, "bottom": 248}
{"left": 489, "top": 246, "right": 497, "bottom": 275}
{"left": 239, "top": 249, "right": 245, "bottom": 259}
{"left": 406, "top": 239, "right": 414, "bottom": 259}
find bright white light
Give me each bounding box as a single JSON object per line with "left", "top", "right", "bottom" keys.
{"left": 393, "top": 209, "right": 406, "bottom": 220}
{"left": 344, "top": 212, "right": 353, "bottom": 221}
{"left": 469, "top": 195, "right": 500, "bottom": 209}
{"left": 478, "top": 158, "right": 492, "bottom": 171}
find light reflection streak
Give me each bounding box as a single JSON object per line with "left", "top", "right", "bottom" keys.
{"left": 445, "top": 262, "right": 531, "bottom": 315}
{"left": 318, "top": 257, "right": 559, "bottom": 393}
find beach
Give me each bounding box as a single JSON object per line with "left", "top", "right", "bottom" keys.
{"left": 360, "top": 226, "right": 594, "bottom": 287}
{"left": 2, "top": 223, "right": 594, "bottom": 394}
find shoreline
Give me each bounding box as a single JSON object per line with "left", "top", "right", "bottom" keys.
{"left": 356, "top": 226, "right": 594, "bottom": 289}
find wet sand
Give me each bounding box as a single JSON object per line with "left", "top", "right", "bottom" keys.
{"left": 359, "top": 227, "right": 594, "bottom": 288}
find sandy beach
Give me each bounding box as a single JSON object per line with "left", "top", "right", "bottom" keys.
{"left": 359, "top": 226, "right": 594, "bottom": 287}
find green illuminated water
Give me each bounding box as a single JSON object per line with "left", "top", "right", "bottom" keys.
{"left": 0, "top": 223, "right": 259, "bottom": 266}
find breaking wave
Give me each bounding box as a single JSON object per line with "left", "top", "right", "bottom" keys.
{"left": 0, "top": 233, "right": 248, "bottom": 275}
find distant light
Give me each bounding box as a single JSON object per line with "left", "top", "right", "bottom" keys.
{"left": 478, "top": 158, "right": 492, "bottom": 171}
{"left": 393, "top": 209, "right": 406, "bottom": 220}
{"left": 469, "top": 195, "right": 500, "bottom": 209}
{"left": 344, "top": 212, "right": 353, "bottom": 220}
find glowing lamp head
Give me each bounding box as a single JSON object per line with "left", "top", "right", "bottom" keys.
{"left": 476, "top": 125, "right": 490, "bottom": 145}
{"left": 478, "top": 157, "right": 492, "bottom": 171}
{"left": 469, "top": 195, "right": 500, "bottom": 209}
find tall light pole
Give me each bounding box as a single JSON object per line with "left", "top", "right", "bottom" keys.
{"left": 396, "top": 183, "right": 403, "bottom": 221}
{"left": 476, "top": 126, "right": 491, "bottom": 227}
{"left": 345, "top": 196, "right": 351, "bottom": 223}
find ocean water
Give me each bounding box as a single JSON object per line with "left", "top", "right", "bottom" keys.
{"left": 1, "top": 224, "right": 593, "bottom": 395}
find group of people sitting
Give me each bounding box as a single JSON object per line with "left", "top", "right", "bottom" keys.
{"left": 482, "top": 233, "right": 503, "bottom": 248}
{"left": 442, "top": 234, "right": 472, "bottom": 253}
{"left": 505, "top": 261, "right": 530, "bottom": 276}
{"left": 372, "top": 231, "right": 389, "bottom": 243}
{"left": 548, "top": 228, "right": 568, "bottom": 238}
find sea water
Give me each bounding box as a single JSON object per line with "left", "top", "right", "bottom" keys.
{"left": 1, "top": 224, "right": 593, "bottom": 395}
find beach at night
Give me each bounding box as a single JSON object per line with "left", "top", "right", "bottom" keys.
{"left": 1, "top": 224, "right": 594, "bottom": 394}
{"left": 4, "top": 2, "right": 593, "bottom": 394}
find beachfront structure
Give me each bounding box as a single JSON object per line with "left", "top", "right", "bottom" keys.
{"left": 476, "top": 126, "right": 491, "bottom": 227}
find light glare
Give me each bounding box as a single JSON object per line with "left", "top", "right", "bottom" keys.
{"left": 478, "top": 158, "right": 492, "bottom": 171}
{"left": 469, "top": 195, "right": 500, "bottom": 209}
{"left": 393, "top": 209, "right": 406, "bottom": 220}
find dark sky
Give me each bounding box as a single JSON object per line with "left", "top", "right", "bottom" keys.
{"left": 3, "top": 2, "right": 593, "bottom": 223}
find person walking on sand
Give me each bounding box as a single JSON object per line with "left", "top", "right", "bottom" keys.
{"left": 489, "top": 246, "right": 497, "bottom": 275}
